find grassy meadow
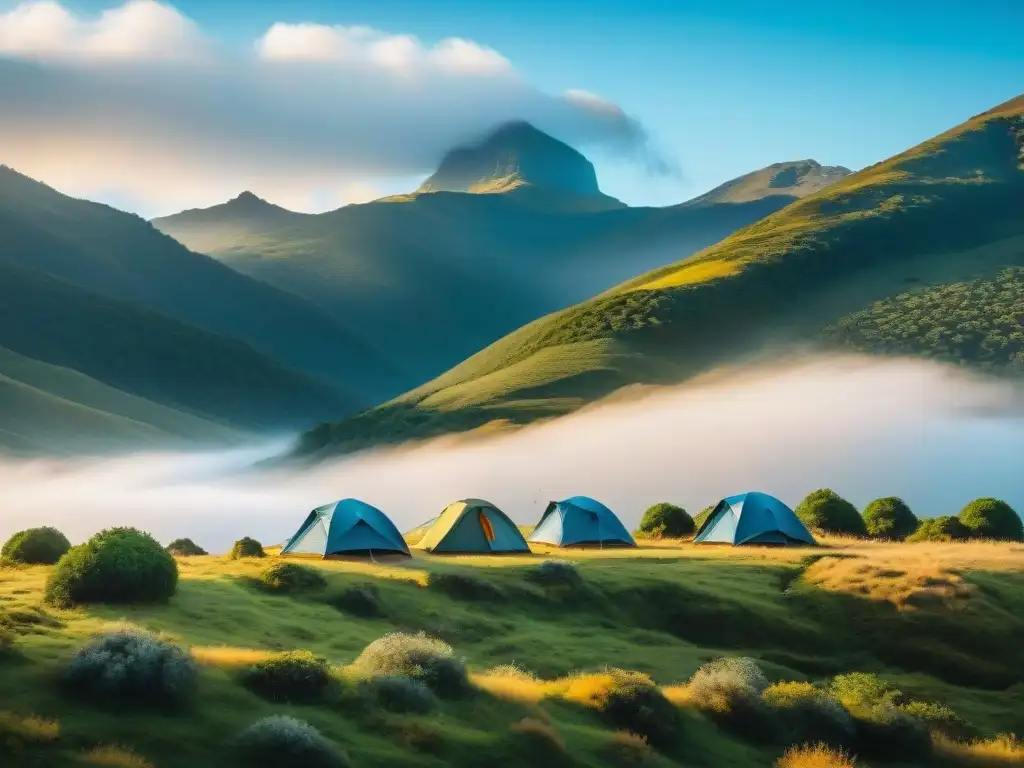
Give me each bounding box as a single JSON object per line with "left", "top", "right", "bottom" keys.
{"left": 2, "top": 535, "right": 1024, "bottom": 767}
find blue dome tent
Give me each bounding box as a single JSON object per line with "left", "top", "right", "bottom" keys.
{"left": 694, "top": 492, "right": 816, "bottom": 546}
{"left": 528, "top": 496, "right": 636, "bottom": 548}
{"left": 281, "top": 499, "right": 410, "bottom": 558}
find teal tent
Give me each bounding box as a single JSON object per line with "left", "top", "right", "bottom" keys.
{"left": 695, "top": 492, "right": 816, "bottom": 546}
{"left": 528, "top": 496, "right": 636, "bottom": 548}
{"left": 281, "top": 499, "right": 410, "bottom": 558}
{"left": 411, "top": 499, "right": 529, "bottom": 554}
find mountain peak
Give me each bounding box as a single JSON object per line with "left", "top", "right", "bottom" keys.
{"left": 225, "top": 190, "right": 273, "bottom": 209}
{"left": 418, "top": 120, "right": 607, "bottom": 199}
{"left": 683, "top": 159, "right": 852, "bottom": 207}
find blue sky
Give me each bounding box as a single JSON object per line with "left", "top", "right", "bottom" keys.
{"left": 14, "top": 0, "right": 1024, "bottom": 208}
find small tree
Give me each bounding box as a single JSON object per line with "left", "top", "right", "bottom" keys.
{"left": 231, "top": 537, "right": 266, "bottom": 559}
{"left": 795, "top": 490, "right": 866, "bottom": 536}
{"left": 958, "top": 498, "right": 1023, "bottom": 541}
{"left": 636, "top": 503, "right": 694, "bottom": 539}
{"left": 862, "top": 497, "right": 918, "bottom": 540}
{"left": 1, "top": 527, "right": 70, "bottom": 565}
{"left": 166, "top": 538, "right": 207, "bottom": 557}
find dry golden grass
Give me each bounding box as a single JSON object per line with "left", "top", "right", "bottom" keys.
{"left": 803, "top": 555, "right": 973, "bottom": 610}
{"left": 472, "top": 671, "right": 554, "bottom": 704}
{"left": 189, "top": 645, "right": 276, "bottom": 667}
{"left": 0, "top": 711, "right": 61, "bottom": 743}
{"left": 79, "top": 745, "right": 154, "bottom": 768}
{"left": 777, "top": 743, "right": 857, "bottom": 768}
{"left": 935, "top": 735, "right": 1024, "bottom": 765}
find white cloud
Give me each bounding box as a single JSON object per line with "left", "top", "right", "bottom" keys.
{"left": 0, "top": 0, "right": 203, "bottom": 61}
{"left": 0, "top": 1, "right": 668, "bottom": 215}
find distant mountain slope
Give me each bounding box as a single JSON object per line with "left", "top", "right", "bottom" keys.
{"left": 683, "top": 159, "right": 852, "bottom": 206}
{"left": 297, "top": 94, "right": 1024, "bottom": 457}
{"left": 0, "top": 167, "right": 398, "bottom": 401}
{"left": 155, "top": 126, "right": 847, "bottom": 388}
{"left": 0, "top": 346, "right": 241, "bottom": 455}
{"left": 0, "top": 260, "right": 357, "bottom": 433}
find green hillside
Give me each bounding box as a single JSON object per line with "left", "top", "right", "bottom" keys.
{"left": 297, "top": 94, "right": 1024, "bottom": 457}
{"left": 0, "top": 347, "right": 241, "bottom": 455}
{"left": 155, "top": 126, "right": 845, "bottom": 388}
{"left": 0, "top": 260, "right": 357, "bottom": 435}
{"left": 0, "top": 167, "right": 398, "bottom": 401}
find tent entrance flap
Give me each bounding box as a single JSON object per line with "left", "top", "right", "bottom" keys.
{"left": 479, "top": 511, "right": 496, "bottom": 542}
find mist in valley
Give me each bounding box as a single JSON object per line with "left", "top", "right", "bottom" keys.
{"left": 1, "top": 354, "right": 1022, "bottom": 552}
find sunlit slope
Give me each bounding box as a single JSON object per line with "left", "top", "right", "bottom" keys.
{"left": 0, "top": 167, "right": 396, "bottom": 400}
{"left": 157, "top": 163, "right": 841, "bottom": 388}
{"left": 298, "top": 95, "right": 1024, "bottom": 456}
{"left": 0, "top": 347, "right": 241, "bottom": 455}
{"left": 0, "top": 260, "right": 355, "bottom": 433}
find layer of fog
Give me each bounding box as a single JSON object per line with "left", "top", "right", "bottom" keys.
{"left": 1, "top": 355, "right": 1022, "bottom": 552}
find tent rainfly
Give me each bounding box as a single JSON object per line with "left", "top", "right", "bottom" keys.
{"left": 694, "top": 492, "right": 816, "bottom": 546}
{"left": 410, "top": 499, "right": 529, "bottom": 554}
{"left": 528, "top": 496, "right": 636, "bottom": 548}
{"left": 281, "top": 499, "right": 410, "bottom": 558}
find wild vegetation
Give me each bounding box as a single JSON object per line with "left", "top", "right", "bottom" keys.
{"left": 1, "top": 523, "right": 1023, "bottom": 767}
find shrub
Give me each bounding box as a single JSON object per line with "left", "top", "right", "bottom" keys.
{"left": 694, "top": 505, "right": 716, "bottom": 531}
{"left": 898, "top": 700, "right": 970, "bottom": 740}
{"left": 427, "top": 571, "right": 503, "bottom": 601}
{"left": 257, "top": 562, "right": 326, "bottom": 593}
{"left": 1, "top": 526, "right": 71, "bottom": 565}
{"left": 687, "top": 657, "right": 776, "bottom": 741}
{"left": 79, "top": 745, "right": 154, "bottom": 768}
{"left": 507, "top": 717, "right": 572, "bottom": 766}
{"left": 958, "top": 498, "right": 1023, "bottom": 541}
{"left": 600, "top": 731, "right": 654, "bottom": 766}
{"left": 776, "top": 743, "right": 856, "bottom": 768}
{"left": 232, "top": 715, "right": 348, "bottom": 768}
{"left": 853, "top": 706, "right": 932, "bottom": 762}
{"left": 165, "top": 538, "right": 207, "bottom": 557}
{"left": 44, "top": 528, "right": 178, "bottom": 608}
{"left": 828, "top": 673, "right": 900, "bottom": 711}
{"left": 763, "top": 681, "right": 855, "bottom": 748}
{"left": 352, "top": 632, "right": 470, "bottom": 698}
{"left": 861, "top": 497, "right": 918, "bottom": 540}
{"left": 327, "top": 585, "right": 383, "bottom": 618}
{"left": 591, "top": 670, "right": 681, "bottom": 751}
{"left": 361, "top": 675, "right": 436, "bottom": 713}
{"left": 795, "top": 490, "right": 867, "bottom": 536}
{"left": 240, "top": 651, "right": 331, "bottom": 704}
{"left": 907, "top": 516, "right": 971, "bottom": 542}
{"left": 63, "top": 629, "right": 197, "bottom": 709}
{"left": 526, "top": 560, "right": 583, "bottom": 588}
{"left": 636, "top": 503, "right": 694, "bottom": 539}
{"left": 230, "top": 537, "right": 266, "bottom": 559}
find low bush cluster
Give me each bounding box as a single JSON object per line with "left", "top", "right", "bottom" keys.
{"left": 1, "top": 526, "right": 71, "bottom": 565}
{"left": 506, "top": 718, "right": 572, "bottom": 766}
{"left": 240, "top": 651, "right": 331, "bottom": 704}
{"left": 861, "top": 497, "right": 918, "bottom": 540}
{"left": 327, "top": 584, "right": 383, "bottom": 617}
{"left": 257, "top": 562, "right": 327, "bottom": 593}
{"left": 232, "top": 715, "right": 349, "bottom": 768}
{"left": 361, "top": 675, "right": 436, "bottom": 713}
{"left": 352, "top": 632, "right": 470, "bottom": 698}
{"left": 165, "top": 538, "right": 207, "bottom": 557}
{"left": 795, "top": 490, "right": 866, "bottom": 536}
{"left": 63, "top": 629, "right": 197, "bottom": 709}
{"left": 230, "top": 537, "right": 266, "bottom": 559}
{"left": 763, "top": 681, "right": 854, "bottom": 749}
{"left": 907, "top": 516, "right": 970, "bottom": 542}
{"left": 44, "top": 528, "right": 178, "bottom": 608}
{"left": 827, "top": 673, "right": 933, "bottom": 762}
{"left": 428, "top": 571, "right": 504, "bottom": 601}
{"left": 776, "top": 743, "right": 856, "bottom": 768}
{"left": 589, "top": 670, "right": 681, "bottom": 751}
{"left": 686, "top": 657, "right": 776, "bottom": 741}
{"left": 526, "top": 560, "right": 583, "bottom": 588}
{"left": 635, "top": 503, "right": 694, "bottom": 539}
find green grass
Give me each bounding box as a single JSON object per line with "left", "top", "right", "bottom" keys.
{"left": 298, "top": 95, "right": 1024, "bottom": 456}
{"left": 1, "top": 541, "right": 1023, "bottom": 766}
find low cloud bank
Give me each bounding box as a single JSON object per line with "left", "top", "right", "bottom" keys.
{"left": 0, "top": 355, "right": 1021, "bottom": 552}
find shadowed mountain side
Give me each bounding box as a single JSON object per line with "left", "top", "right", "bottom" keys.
{"left": 0, "top": 167, "right": 400, "bottom": 401}
{"left": 0, "top": 346, "right": 242, "bottom": 455}
{"left": 156, "top": 153, "right": 846, "bottom": 387}
{"left": 0, "top": 260, "right": 357, "bottom": 432}
{"left": 295, "top": 94, "right": 1024, "bottom": 457}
